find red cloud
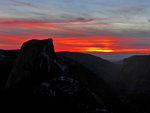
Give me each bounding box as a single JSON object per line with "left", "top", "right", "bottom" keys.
{"left": 0, "top": 18, "right": 150, "bottom": 53}
{"left": 1, "top": 32, "right": 150, "bottom": 53}
{"left": 0, "top": 18, "right": 109, "bottom": 33}
{"left": 53, "top": 36, "right": 150, "bottom": 53}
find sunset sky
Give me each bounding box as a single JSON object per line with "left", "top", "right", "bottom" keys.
{"left": 0, "top": 0, "right": 150, "bottom": 52}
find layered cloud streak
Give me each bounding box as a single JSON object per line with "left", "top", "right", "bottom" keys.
{"left": 0, "top": 0, "right": 150, "bottom": 52}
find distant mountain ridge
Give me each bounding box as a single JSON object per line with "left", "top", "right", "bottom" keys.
{"left": 57, "top": 52, "right": 122, "bottom": 88}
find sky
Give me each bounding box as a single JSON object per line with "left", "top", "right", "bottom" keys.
{"left": 0, "top": 0, "right": 150, "bottom": 53}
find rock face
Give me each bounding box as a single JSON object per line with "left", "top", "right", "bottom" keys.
{"left": 1, "top": 39, "right": 124, "bottom": 113}
{"left": 5, "top": 39, "right": 60, "bottom": 88}
{"left": 0, "top": 50, "right": 18, "bottom": 90}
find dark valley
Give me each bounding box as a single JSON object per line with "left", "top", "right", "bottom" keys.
{"left": 0, "top": 39, "right": 150, "bottom": 113}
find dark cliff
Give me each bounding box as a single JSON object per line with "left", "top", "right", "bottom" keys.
{"left": 117, "top": 55, "right": 150, "bottom": 112}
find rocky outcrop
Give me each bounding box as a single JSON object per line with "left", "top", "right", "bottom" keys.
{"left": 5, "top": 39, "right": 63, "bottom": 88}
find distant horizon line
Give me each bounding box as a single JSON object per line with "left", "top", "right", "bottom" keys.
{"left": 1, "top": 49, "right": 150, "bottom": 54}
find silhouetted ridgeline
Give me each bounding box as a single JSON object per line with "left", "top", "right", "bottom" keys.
{"left": 0, "top": 39, "right": 124, "bottom": 113}
{"left": 57, "top": 52, "right": 122, "bottom": 88}
{"left": 0, "top": 38, "right": 150, "bottom": 113}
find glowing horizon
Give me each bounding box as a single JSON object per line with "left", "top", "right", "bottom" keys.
{"left": 0, "top": 0, "right": 150, "bottom": 53}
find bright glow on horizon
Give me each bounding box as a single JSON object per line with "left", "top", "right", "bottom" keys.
{"left": 86, "top": 47, "right": 114, "bottom": 52}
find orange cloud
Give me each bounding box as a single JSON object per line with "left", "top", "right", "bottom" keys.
{"left": 0, "top": 33, "right": 150, "bottom": 53}
{"left": 0, "top": 18, "right": 150, "bottom": 53}
{"left": 53, "top": 36, "right": 150, "bottom": 53}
